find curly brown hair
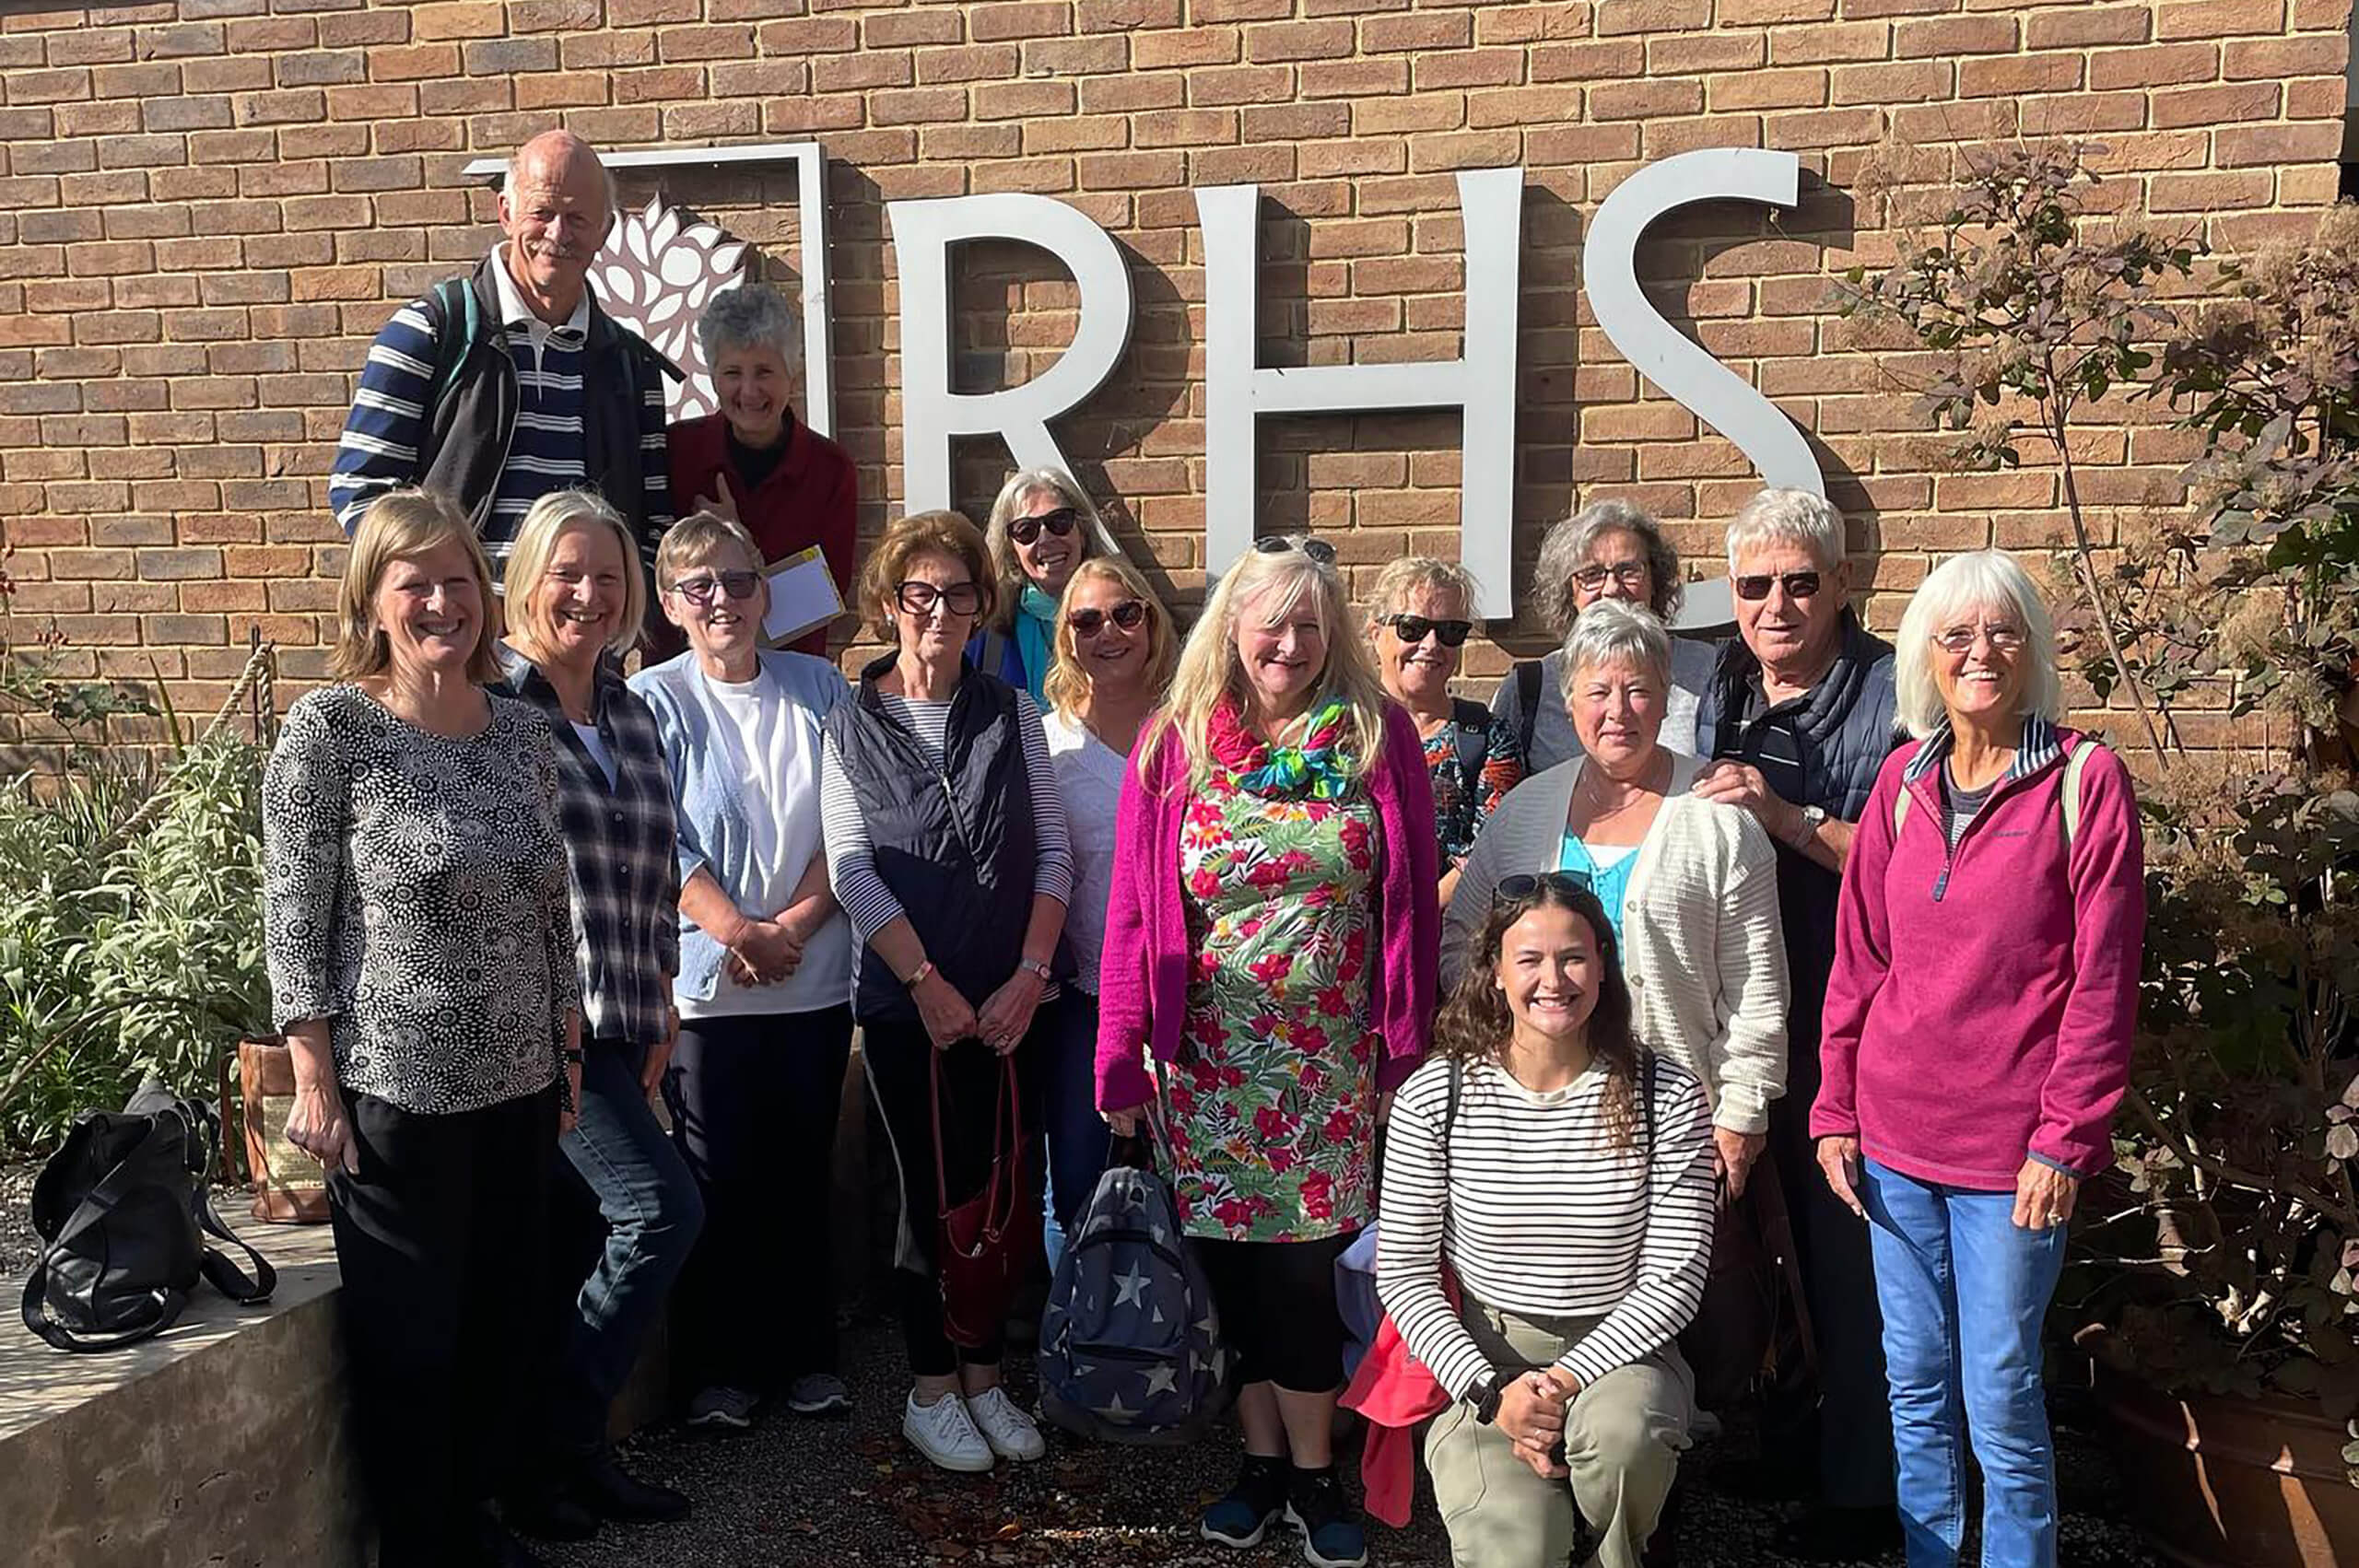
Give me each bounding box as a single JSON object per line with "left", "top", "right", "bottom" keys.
{"left": 1435, "top": 876, "right": 1644, "bottom": 1151}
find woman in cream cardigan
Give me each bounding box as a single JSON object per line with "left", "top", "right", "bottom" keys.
{"left": 1445, "top": 599, "right": 1790, "bottom": 1199}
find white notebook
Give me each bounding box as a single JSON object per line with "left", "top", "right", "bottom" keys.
{"left": 761, "top": 546, "right": 845, "bottom": 648}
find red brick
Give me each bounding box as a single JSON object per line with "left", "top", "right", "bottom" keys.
{"left": 2155, "top": 0, "right": 2286, "bottom": 39}
{"left": 1957, "top": 53, "right": 2083, "bottom": 97}
{"left": 1245, "top": 19, "right": 1356, "bottom": 62}
{"left": 2087, "top": 42, "right": 2220, "bottom": 88}
{"left": 968, "top": 2, "right": 1073, "bottom": 41}
{"left": 2222, "top": 35, "right": 2346, "bottom": 78}
{"left": 1590, "top": 78, "right": 1704, "bottom": 119}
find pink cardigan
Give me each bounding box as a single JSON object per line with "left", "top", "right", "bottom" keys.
{"left": 1094, "top": 702, "right": 1440, "bottom": 1114}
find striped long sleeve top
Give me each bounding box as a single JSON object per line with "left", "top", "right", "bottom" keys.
{"left": 1375, "top": 1051, "right": 1716, "bottom": 1398}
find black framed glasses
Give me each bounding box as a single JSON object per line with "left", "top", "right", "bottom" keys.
{"left": 1380, "top": 614, "right": 1473, "bottom": 648}
{"left": 1573, "top": 561, "right": 1649, "bottom": 591}
{"left": 1253, "top": 533, "right": 1337, "bottom": 566}
{"left": 894, "top": 579, "right": 983, "bottom": 617}
{"left": 1732, "top": 570, "right": 1823, "bottom": 602}
{"left": 1068, "top": 599, "right": 1147, "bottom": 637}
{"left": 1931, "top": 623, "right": 2027, "bottom": 655}
{"left": 1010, "top": 507, "right": 1079, "bottom": 546}
{"left": 667, "top": 569, "right": 761, "bottom": 605}
{"left": 1495, "top": 871, "right": 1592, "bottom": 907}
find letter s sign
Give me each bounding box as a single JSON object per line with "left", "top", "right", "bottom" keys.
{"left": 1584, "top": 149, "right": 1825, "bottom": 499}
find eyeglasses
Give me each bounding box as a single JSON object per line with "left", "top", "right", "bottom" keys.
{"left": 667, "top": 570, "right": 761, "bottom": 605}
{"left": 1495, "top": 871, "right": 1592, "bottom": 906}
{"left": 1252, "top": 534, "right": 1337, "bottom": 566}
{"left": 894, "top": 580, "right": 982, "bottom": 617}
{"left": 1380, "top": 614, "right": 1473, "bottom": 648}
{"left": 1068, "top": 599, "right": 1147, "bottom": 637}
{"left": 1931, "top": 623, "right": 2027, "bottom": 655}
{"left": 1573, "top": 562, "right": 1649, "bottom": 591}
{"left": 1010, "top": 507, "right": 1079, "bottom": 546}
{"left": 1732, "top": 570, "right": 1823, "bottom": 602}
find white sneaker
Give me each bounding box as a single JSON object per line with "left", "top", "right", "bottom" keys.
{"left": 902, "top": 1391, "right": 995, "bottom": 1473}
{"left": 963, "top": 1386, "right": 1047, "bottom": 1462}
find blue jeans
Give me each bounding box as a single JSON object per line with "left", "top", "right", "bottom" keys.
{"left": 1040, "top": 989, "right": 1112, "bottom": 1274}
{"left": 554, "top": 1037, "right": 705, "bottom": 1452}
{"left": 1862, "top": 1159, "right": 2067, "bottom": 1568}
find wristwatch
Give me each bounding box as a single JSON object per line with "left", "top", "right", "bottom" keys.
{"left": 1018, "top": 956, "right": 1054, "bottom": 982}
{"left": 1790, "top": 803, "right": 1827, "bottom": 849}
{"left": 1465, "top": 1374, "right": 1504, "bottom": 1425}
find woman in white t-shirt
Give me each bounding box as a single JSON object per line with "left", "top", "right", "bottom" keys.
{"left": 1038, "top": 555, "right": 1177, "bottom": 1265}
{"left": 628, "top": 511, "right": 858, "bottom": 1432}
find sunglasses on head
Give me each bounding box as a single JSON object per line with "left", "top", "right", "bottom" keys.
{"left": 1381, "top": 613, "right": 1473, "bottom": 648}
{"left": 1732, "top": 570, "right": 1823, "bottom": 602}
{"left": 668, "top": 569, "right": 762, "bottom": 605}
{"left": 1252, "top": 533, "right": 1337, "bottom": 566}
{"left": 1010, "top": 507, "right": 1079, "bottom": 546}
{"left": 1495, "top": 871, "right": 1593, "bottom": 907}
{"left": 1068, "top": 599, "right": 1147, "bottom": 637}
{"left": 894, "top": 579, "right": 982, "bottom": 617}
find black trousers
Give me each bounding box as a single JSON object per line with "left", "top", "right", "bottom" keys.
{"left": 329, "top": 1084, "right": 557, "bottom": 1568}
{"left": 1192, "top": 1231, "right": 1355, "bottom": 1394}
{"left": 861, "top": 1008, "right": 1050, "bottom": 1377}
{"left": 663, "top": 1005, "right": 855, "bottom": 1394}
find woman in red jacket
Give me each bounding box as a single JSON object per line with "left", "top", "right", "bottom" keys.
{"left": 668, "top": 284, "right": 856, "bottom": 656}
{"left": 1813, "top": 549, "right": 2144, "bottom": 1568}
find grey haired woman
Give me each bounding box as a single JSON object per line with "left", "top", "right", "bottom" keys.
{"left": 969, "top": 465, "right": 1123, "bottom": 705}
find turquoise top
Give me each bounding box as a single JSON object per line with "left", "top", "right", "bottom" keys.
{"left": 1557, "top": 832, "right": 1639, "bottom": 954}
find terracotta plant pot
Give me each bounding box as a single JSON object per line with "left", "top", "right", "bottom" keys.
{"left": 2077, "top": 1326, "right": 2357, "bottom": 1568}
{"left": 238, "top": 1036, "right": 329, "bottom": 1224}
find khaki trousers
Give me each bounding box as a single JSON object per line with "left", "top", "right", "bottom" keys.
{"left": 1425, "top": 1297, "right": 1695, "bottom": 1568}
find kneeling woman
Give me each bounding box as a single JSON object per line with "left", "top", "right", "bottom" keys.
{"left": 1378, "top": 877, "right": 1714, "bottom": 1568}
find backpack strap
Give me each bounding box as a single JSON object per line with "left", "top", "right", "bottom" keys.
{"left": 426, "top": 276, "right": 478, "bottom": 410}
{"left": 190, "top": 1106, "right": 276, "bottom": 1305}
{"left": 18, "top": 1137, "right": 190, "bottom": 1353}
{"left": 2060, "top": 738, "right": 2093, "bottom": 850}
{"left": 1513, "top": 661, "right": 1543, "bottom": 768}
{"left": 1450, "top": 698, "right": 1491, "bottom": 784}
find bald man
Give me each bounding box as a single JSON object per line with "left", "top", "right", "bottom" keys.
{"left": 331, "top": 130, "right": 676, "bottom": 576}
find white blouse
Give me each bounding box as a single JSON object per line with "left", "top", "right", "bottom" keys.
{"left": 1041, "top": 708, "right": 1126, "bottom": 995}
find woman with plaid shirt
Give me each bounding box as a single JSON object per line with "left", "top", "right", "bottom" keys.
{"left": 496, "top": 489, "right": 705, "bottom": 1541}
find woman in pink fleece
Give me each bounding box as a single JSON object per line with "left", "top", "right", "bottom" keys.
{"left": 1812, "top": 550, "right": 2144, "bottom": 1568}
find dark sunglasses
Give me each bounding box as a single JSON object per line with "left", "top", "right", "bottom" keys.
{"left": 1495, "top": 871, "right": 1593, "bottom": 907}
{"left": 1381, "top": 614, "right": 1473, "bottom": 649}
{"left": 1010, "top": 507, "right": 1079, "bottom": 545}
{"left": 1732, "top": 570, "right": 1823, "bottom": 602}
{"left": 894, "top": 579, "right": 982, "bottom": 617}
{"left": 668, "top": 569, "right": 761, "bottom": 605}
{"left": 1252, "top": 533, "right": 1337, "bottom": 566}
{"left": 1068, "top": 599, "right": 1148, "bottom": 637}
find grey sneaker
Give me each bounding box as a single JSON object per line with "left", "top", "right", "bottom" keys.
{"left": 685, "top": 1385, "right": 757, "bottom": 1430}
{"left": 785, "top": 1372, "right": 851, "bottom": 1416}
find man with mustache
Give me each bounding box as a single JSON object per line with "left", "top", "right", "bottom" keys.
{"left": 330, "top": 130, "right": 675, "bottom": 582}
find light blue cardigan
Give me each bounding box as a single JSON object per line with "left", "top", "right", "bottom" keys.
{"left": 627, "top": 649, "right": 851, "bottom": 1007}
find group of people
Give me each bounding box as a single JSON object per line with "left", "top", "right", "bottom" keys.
{"left": 263, "top": 127, "right": 2147, "bottom": 1568}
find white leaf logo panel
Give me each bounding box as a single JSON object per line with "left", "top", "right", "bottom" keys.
{"left": 593, "top": 195, "right": 751, "bottom": 421}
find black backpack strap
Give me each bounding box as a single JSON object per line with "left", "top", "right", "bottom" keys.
{"left": 1450, "top": 698, "right": 1491, "bottom": 783}
{"left": 194, "top": 1187, "right": 277, "bottom": 1305}
{"left": 426, "top": 276, "right": 475, "bottom": 407}
{"left": 1513, "top": 660, "right": 1543, "bottom": 768}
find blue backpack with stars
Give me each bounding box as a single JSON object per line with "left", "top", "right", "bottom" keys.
{"left": 1039, "top": 1140, "right": 1235, "bottom": 1446}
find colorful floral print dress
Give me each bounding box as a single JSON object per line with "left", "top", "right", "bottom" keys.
{"left": 1165, "top": 696, "right": 1382, "bottom": 1244}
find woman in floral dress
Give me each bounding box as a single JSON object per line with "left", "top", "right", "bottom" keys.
{"left": 1097, "top": 536, "right": 1438, "bottom": 1568}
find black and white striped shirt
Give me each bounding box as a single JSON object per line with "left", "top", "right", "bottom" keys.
{"left": 1375, "top": 1051, "right": 1715, "bottom": 1398}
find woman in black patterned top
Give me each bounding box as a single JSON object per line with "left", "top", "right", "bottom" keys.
{"left": 496, "top": 488, "right": 701, "bottom": 1536}
{"left": 263, "top": 488, "right": 579, "bottom": 1568}
{"left": 1366, "top": 556, "right": 1523, "bottom": 907}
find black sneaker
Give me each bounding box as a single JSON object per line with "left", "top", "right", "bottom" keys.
{"left": 567, "top": 1445, "right": 691, "bottom": 1524}
{"left": 1771, "top": 1504, "right": 1904, "bottom": 1562}
{"left": 1200, "top": 1454, "right": 1289, "bottom": 1548}
{"left": 1283, "top": 1465, "right": 1369, "bottom": 1568}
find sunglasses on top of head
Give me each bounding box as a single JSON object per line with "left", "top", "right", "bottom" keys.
{"left": 1252, "top": 534, "right": 1337, "bottom": 566}
{"left": 668, "top": 569, "right": 762, "bottom": 605}
{"left": 1381, "top": 614, "right": 1473, "bottom": 649}
{"left": 1068, "top": 599, "right": 1148, "bottom": 637}
{"left": 1732, "top": 570, "right": 1823, "bottom": 603}
{"left": 1494, "top": 871, "right": 1593, "bottom": 907}
{"left": 1010, "top": 507, "right": 1079, "bottom": 546}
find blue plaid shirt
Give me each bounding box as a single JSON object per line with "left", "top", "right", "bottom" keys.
{"left": 497, "top": 644, "right": 681, "bottom": 1047}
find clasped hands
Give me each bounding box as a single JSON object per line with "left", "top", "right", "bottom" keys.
{"left": 1496, "top": 1367, "right": 1580, "bottom": 1480}
{"left": 725, "top": 903, "right": 824, "bottom": 988}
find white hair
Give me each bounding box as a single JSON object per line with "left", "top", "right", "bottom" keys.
{"left": 1725, "top": 486, "right": 1847, "bottom": 572}
{"left": 1893, "top": 550, "right": 2062, "bottom": 739}
{"left": 1557, "top": 596, "right": 1672, "bottom": 688}
{"left": 696, "top": 283, "right": 804, "bottom": 369}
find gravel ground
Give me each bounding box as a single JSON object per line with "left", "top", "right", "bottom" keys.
{"left": 540, "top": 1310, "right": 2167, "bottom": 1568}
{"left": 1, "top": 1163, "right": 39, "bottom": 1277}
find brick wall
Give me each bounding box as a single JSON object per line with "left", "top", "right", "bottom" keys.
{"left": 0, "top": 0, "right": 2349, "bottom": 766}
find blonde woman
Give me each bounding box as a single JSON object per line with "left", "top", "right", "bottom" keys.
{"left": 1038, "top": 556, "right": 1176, "bottom": 1264}
{"left": 263, "top": 489, "right": 578, "bottom": 1568}
{"left": 1096, "top": 536, "right": 1438, "bottom": 1568}
{"left": 497, "top": 489, "right": 702, "bottom": 1534}
{"left": 970, "top": 466, "right": 1121, "bottom": 703}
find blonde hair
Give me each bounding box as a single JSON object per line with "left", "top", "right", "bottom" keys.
{"left": 1042, "top": 556, "right": 1178, "bottom": 719}
{"left": 1894, "top": 549, "right": 2062, "bottom": 739}
{"left": 654, "top": 509, "right": 764, "bottom": 590}
{"left": 331, "top": 488, "right": 503, "bottom": 684}
{"left": 859, "top": 509, "right": 997, "bottom": 640}
{"left": 1365, "top": 556, "right": 1479, "bottom": 625}
{"left": 983, "top": 467, "right": 1112, "bottom": 629}
{"left": 1145, "top": 540, "right": 1392, "bottom": 794}
{"left": 501, "top": 488, "right": 647, "bottom": 655}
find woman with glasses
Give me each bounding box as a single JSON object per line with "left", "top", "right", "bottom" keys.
{"left": 1814, "top": 550, "right": 2142, "bottom": 1568}
{"left": 819, "top": 509, "right": 1074, "bottom": 1475}
{"left": 1365, "top": 556, "right": 1522, "bottom": 905}
{"left": 972, "top": 466, "right": 1120, "bottom": 704}
{"left": 1097, "top": 533, "right": 1438, "bottom": 1568}
{"left": 1037, "top": 556, "right": 1178, "bottom": 1266}
{"left": 628, "top": 511, "right": 858, "bottom": 1433}
{"left": 1380, "top": 876, "right": 1713, "bottom": 1568}
{"left": 1492, "top": 499, "right": 1719, "bottom": 774}
{"left": 1446, "top": 600, "right": 1789, "bottom": 1206}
